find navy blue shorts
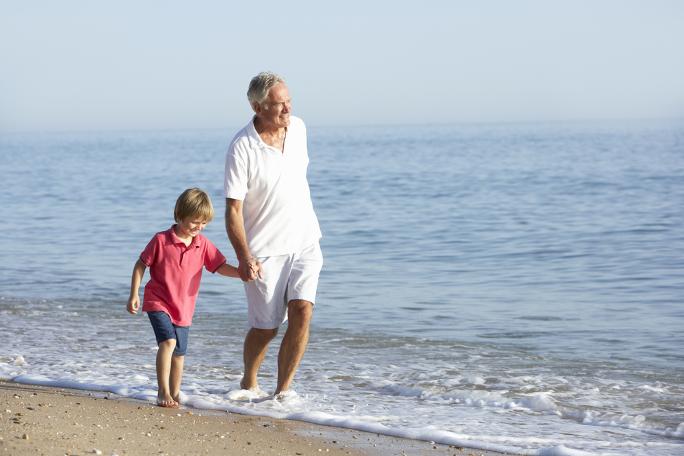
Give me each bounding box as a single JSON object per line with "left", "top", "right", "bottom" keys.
{"left": 147, "top": 311, "right": 189, "bottom": 356}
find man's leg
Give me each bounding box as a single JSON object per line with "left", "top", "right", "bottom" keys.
{"left": 275, "top": 299, "right": 313, "bottom": 395}
{"left": 241, "top": 327, "right": 278, "bottom": 390}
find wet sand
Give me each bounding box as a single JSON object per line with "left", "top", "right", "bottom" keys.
{"left": 0, "top": 380, "right": 508, "bottom": 456}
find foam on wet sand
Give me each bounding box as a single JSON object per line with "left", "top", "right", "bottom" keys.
{"left": 0, "top": 381, "right": 507, "bottom": 456}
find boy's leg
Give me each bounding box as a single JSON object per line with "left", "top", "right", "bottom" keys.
{"left": 156, "top": 339, "right": 178, "bottom": 407}
{"left": 148, "top": 312, "right": 180, "bottom": 408}
{"left": 168, "top": 324, "right": 189, "bottom": 404}
{"left": 170, "top": 355, "right": 184, "bottom": 404}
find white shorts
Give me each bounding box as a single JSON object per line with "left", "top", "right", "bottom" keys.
{"left": 244, "top": 242, "right": 323, "bottom": 329}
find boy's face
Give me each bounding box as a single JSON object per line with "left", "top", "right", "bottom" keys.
{"left": 177, "top": 218, "right": 208, "bottom": 239}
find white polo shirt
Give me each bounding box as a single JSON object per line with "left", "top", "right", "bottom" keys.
{"left": 224, "top": 115, "right": 322, "bottom": 257}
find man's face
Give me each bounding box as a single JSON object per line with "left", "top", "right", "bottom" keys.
{"left": 256, "top": 82, "right": 291, "bottom": 129}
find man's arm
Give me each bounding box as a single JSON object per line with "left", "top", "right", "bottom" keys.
{"left": 225, "top": 198, "right": 261, "bottom": 281}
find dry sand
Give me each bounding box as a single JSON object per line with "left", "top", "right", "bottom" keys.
{"left": 0, "top": 380, "right": 507, "bottom": 456}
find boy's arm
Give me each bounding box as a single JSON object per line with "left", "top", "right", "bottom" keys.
{"left": 215, "top": 262, "right": 240, "bottom": 278}
{"left": 127, "top": 258, "right": 147, "bottom": 314}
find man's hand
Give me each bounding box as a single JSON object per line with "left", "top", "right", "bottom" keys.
{"left": 238, "top": 258, "right": 263, "bottom": 282}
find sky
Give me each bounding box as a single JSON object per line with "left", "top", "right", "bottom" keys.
{"left": 1, "top": 0, "right": 683, "bottom": 132}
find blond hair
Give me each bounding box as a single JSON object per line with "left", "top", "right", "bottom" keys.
{"left": 174, "top": 188, "right": 214, "bottom": 223}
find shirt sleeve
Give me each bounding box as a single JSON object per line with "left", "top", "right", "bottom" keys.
{"left": 224, "top": 142, "right": 248, "bottom": 200}
{"left": 139, "top": 234, "right": 159, "bottom": 267}
{"left": 203, "top": 239, "right": 227, "bottom": 273}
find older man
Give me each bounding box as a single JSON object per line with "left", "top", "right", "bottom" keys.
{"left": 224, "top": 72, "right": 323, "bottom": 396}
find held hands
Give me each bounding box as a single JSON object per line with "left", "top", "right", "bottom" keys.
{"left": 127, "top": 295, "right": 140, "bottom": 314}
{"left": 238, "top": 257, "right": 263, "bottom": 282}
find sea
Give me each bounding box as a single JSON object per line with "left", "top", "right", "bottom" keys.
{"left": 1, "top": 120, "right": 683, "bottom": 455}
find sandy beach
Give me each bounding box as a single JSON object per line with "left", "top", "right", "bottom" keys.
{"left": 0, "top": 381, "right": 506, "bottom": 456}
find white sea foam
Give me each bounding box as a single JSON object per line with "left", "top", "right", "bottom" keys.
{"left": 537, "top": 446, "right": 595, "bottom": 456}
{"left": 672, "top": 424, "right": 684, "bottom": 439}
{"left": 226, "top": 387, "right": 269, "bottom": 401}
{"left": 514, "top": 393, "right": 558, "bottom": 413}
{"left": 13, "top": 355, "right": 27, "bottom": 366}
{"left": 2, "top": 296, "right": 684, "bottom": 455}
{"left": 638, "top": 384, "right": 666, "bottom": 393}
{"left": 5, "top": 363, "right": 684, "bottom": 456}
{"left": 8, "top": 367, "right": 657, "bottom": 456}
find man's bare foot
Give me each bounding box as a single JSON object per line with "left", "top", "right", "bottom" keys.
{"left": 240, "top": 378, "right": 258, "bottom": 391}
{"left": 274, "top": 390, "right": 298, "bottom": 402}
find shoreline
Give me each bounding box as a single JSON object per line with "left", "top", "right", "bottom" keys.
{"left": 0, "top": 380, "right": 508, "bottom": 456}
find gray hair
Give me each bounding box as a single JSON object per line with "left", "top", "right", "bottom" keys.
{"left": 247, "top": 71, "right": 285, "bottom": 109}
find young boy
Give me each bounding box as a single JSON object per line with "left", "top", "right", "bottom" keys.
{"left": 127, "top": 188, "right": 239, "bottom": 408}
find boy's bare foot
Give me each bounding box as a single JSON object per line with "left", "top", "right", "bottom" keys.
{"left": 157, "top": 399, "right": 179, "bottom": 408}
{"left": 157, "top": 395, "right": 179, "bottom": 408}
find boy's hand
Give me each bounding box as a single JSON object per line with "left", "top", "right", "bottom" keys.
{"left": 127, "top": 296, "right": 140, "bottom": 314}
{"left": 250, "top": 260, "right": 263, "bottom": 280}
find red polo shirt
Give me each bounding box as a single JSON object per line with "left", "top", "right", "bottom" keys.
{"left": 140, "top": 226, "right": 226, "bottom": 326}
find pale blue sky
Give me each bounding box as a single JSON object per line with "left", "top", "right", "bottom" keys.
{"left": 1, "top": 1, "right": 683, "bottom": 132}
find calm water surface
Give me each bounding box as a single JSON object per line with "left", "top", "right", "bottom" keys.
{"left": 1, "top": 121, "right": 683, "bottom": 455}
